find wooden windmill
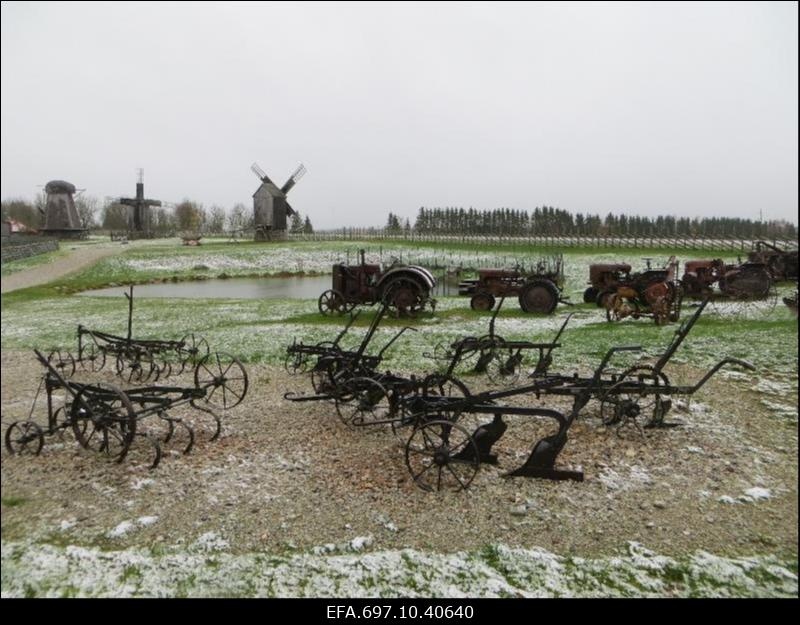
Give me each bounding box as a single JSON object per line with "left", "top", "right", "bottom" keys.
{"left": 250, "top": 162, "right": 306, "bottom": 241}
{"left": 118, "top": 169, "right": 162, "bottom": 235}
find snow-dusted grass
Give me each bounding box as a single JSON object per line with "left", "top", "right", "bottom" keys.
{"left": 41, "top": 240, "right": 743, "bottom": 295}
{"left": 2, "top": 241, "right": 797, "bottom": 599}
{"left": 2, "top": 539, "right": 795, "bottom": 598}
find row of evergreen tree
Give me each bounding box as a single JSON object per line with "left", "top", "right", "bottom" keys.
{"left": 408, "top": 206, "right": 797, "bottom": 239}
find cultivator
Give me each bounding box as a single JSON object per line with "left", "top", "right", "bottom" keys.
{"left": 3, "top": 349, "right": 248, "bottom": 468}
{"left": 285, "top": 298, "right": 755, "bottom": 491}
{"left": 73, "top": 286, "right": 211, "bottom": 383}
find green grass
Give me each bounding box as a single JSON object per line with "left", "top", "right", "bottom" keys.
{"left": 1, "top": 496, "right": 27, "bottom": 508}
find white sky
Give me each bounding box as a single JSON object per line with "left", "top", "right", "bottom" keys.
{"left": 1, "top": 1, "right": 797, "bottom": 229}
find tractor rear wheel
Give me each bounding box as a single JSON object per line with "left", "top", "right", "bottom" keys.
{"left": 384, "top": 278, "right": 425, "bottom": 316}
{"left": 518, "top": 281, "right": 559, "bottom": 314}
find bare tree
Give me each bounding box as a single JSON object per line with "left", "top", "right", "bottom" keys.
{"left": 75, "top": 194, "right": 99, "bottom": 230}
{"left": 206, "top": 205, "right": 226, "bottom": 234}
{"left": 227, "top": 202, "right": 250, "bottom": 231}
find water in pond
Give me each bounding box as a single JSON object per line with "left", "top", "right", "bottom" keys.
{"left": 80, "top": 276, "right": 334, "bottom": 300}
{"left": 80, "top": 275, "right": 459, "bottom": 300}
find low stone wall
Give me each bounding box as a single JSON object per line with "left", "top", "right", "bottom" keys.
{"left": 0, "top": 236, "right": 59, "bottom": 264}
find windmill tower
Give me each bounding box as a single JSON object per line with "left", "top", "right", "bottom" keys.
{"left": 118, "top": 169, "right": 162, "bottom": 236}
{"left": 39, "top": 180, "right": 86, "bottom": 239}
{"left": 250, "top": 162, "right": 306, "bottom": 241}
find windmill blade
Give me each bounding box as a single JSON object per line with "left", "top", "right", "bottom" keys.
{"left": 280, "top": 163, "right": 306, "bottom": 195}
{"left": 285, "top": 202, "right": 296, "bottom": 216}
{"left": 250, "top": 162, "right": 272, "bottom": 184}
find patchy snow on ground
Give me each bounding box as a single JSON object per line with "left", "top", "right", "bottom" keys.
{"left": 1, "top": 539, "right": 795, "bottom": 598}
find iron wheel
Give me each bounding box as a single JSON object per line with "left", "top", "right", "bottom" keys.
{"left": 405, "top": 419, "right": 480, "bottom": 492}
{"left": 4, "top": 420, "right": 44, "bottom": 456}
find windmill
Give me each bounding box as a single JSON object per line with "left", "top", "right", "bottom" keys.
{"left": 250, "top": 162, "right": 306, "bottom": 241}
{"left": 115, "top": 168, "right": 162, "bottom": 236}
{"left": 39, "top": 180, "right": 87, "bottom": 238}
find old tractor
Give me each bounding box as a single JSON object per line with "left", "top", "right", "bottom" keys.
{"left": 457, "top": 255, "right": 566, "bottom": 314}
{"left": 589, "top": 257, "right": 682, "bottom": 324}
{"left": 318, "top": 250, "right": 436, "bottom": 317}
{"left": 680, "top": 257, "right": 777, "bottom": 318}
{"left": 747, "top": 241, "right": 798, "bottom": 282}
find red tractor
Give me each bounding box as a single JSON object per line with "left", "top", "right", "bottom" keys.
{"left": 457, "top": 255, "right": 566, "bottom": 314}
{"left": 587, "top": 257, "right": 682, "bottom": 325}
{"left": 681, "top": 258, "right": 773, "bottom": 301}
{"left": 318, "top": 250, "right": 436, "bottom": 317}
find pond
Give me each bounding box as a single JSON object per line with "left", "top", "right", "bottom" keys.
{"left": 80, "top": 276, "right": 333, "bottom": 300}
{"left": 79, "top": 275, "right": 458, "bottom": 300}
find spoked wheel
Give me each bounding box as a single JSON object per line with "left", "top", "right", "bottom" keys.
{"left": 194, "top": 352, "right": 249, "bottom": 410}
{"left": 79, "top": 343, "right": 106, "bottom": 372}
{"left": 486, "top": 346, "right": 523, "bottom": 387}
{"left": 4, "top": 420, "right": 44, "bottom": 456}
{"left": 599, "top": 365, "right": 671, "bottom": 429}
{"left": 405, "top": 419, "right": 480, "bottom": 492}
{"left": 334, "top": 377, "right": 394, "bottom": 426}
{"left": 179, "top": 334, "right": 211, "bottom": 372}
{"left": 449, "top": 336, "right": 481, "bottom": 373}
{"left": 47, "top": 350, "right": 76, "bottom": 379}
{"left": 70, "top": 384, "right": 137, "bottom": 463}
{"left": 413, "top": 373, "right": 471, "bottom": 423}
{"left": 384, "top": 278, "right": 424, "bottom": 317}
{"left": 318, "top": 289, "right": 347, "bottom": 316}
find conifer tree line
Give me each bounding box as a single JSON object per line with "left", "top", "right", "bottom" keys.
{"left": 407, "top": 206, "right": 797, "bottom": 239}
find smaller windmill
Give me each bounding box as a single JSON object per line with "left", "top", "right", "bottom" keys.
{"left": 117, "top": 169, "right": 162, "bottom": 236}
{"left": 250, "top": 162, "right": 306, "bottom": 241}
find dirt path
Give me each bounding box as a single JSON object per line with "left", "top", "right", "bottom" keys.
{"left": 1, "top": 243, "right": 125, "bottom": 294}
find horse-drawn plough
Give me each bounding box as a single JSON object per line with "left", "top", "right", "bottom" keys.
{"left": 284, "top": 299, "right": 755, "bottom": 491}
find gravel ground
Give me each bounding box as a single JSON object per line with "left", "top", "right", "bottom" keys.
{"left": 1, "top": 349, "right": 796, "bottom": 560}
{"left": 2, "top": 240, "right": 139, "bottom": 293}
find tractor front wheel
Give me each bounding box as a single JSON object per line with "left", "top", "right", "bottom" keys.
{"left": 318, "top": 289, "right": 347, "bottom": 315}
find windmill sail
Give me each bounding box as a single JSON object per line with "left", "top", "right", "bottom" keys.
{"left": 280, "top": 163, "right": 306, "bottom": 195}
{"left": 250, "top": 162, "right": 273, "bottom": 185}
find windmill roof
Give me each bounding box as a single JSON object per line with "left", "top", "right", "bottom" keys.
{"left": 253, "top": 181, "right": 285, "bottom": 199}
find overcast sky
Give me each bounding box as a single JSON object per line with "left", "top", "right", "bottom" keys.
{"left": 1, "top": 1, "right": 797, "bottom": 229}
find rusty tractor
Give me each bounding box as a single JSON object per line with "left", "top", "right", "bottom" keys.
{"left": 589, "top": 257, "right": 682, "bottom": 324}
{"left": 457, "top": 255, "right": 566, "bottom": 314}
{"left": 747, "top": 241, "right": 798, "bottom": 282}
{"left": 681, "top": 258, "right": 774, "bottom": 302}
{"left": 318, "top": 250, "right": 436, "bottom": 317}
